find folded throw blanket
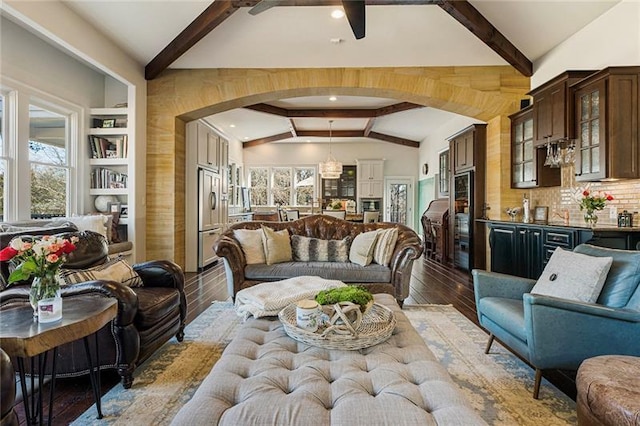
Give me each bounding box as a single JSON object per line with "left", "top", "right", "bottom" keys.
{"left": 235, "top": 276, "right": 346, "bottom": 320}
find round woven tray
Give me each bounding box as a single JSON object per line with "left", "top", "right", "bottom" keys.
{"left": 278, "top": 302, "right": 396, "bottom": 350}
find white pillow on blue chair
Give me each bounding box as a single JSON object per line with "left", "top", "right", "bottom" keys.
{"left": 531, "top": 247, "right": 613, "bottom": 303}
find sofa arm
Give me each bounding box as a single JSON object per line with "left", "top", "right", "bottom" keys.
{"left": 472, "top": 269, "right": 536, "bottom": 301}
{"left": 133, "top": 260, "right": 184, "bottom": 292}
{"left": 214, "top": 235, "right": 247, "bottom": 298}
{"left": 523, "top": 293, "right": 640, "bottom": 369}
{"left": 388, "top": 234, "right": 423, "bottom": 302}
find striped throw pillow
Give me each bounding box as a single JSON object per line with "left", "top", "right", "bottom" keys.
{"left": 60, "top": 257, "right": 143, "bottom": 287}
{"left": 291, "top": 235, "right": 351, "bottom": 262}
{"left": 373, "top": 228, "right": 399, "bottom": 267}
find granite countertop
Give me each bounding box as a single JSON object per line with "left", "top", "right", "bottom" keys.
{"left": 228, "top": 212, "right": 254, "bottom": 217}
{"left": 478, "top": 218, "right": 640, "bottom": 232}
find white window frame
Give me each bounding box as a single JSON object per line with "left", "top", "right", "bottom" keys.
{"left": 0, "top": 78, "right": 81, "bottom": 221}
{"left": 247, "top": 165, "right": 317, "bottom": 207}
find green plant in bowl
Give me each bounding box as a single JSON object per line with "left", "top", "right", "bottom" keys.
{"left": 315, "top": 286, "right": 373, "bottom": 313}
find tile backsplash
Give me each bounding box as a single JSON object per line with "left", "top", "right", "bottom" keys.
{"left": 526, "top": 165, "right": 640, "bottom": 226}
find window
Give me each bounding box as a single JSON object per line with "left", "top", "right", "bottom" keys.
{"left": 271, "top": 167, "right": 291, "bottom": 206}
{"left": 249, "top": 167, "right": 268, "bottom": 206}
{"left": 29, "top": 104, "right": 69, "bottom": 219}
{"left": 294, "top": 167, "right": 315, "bottom": 206}
{"left": 248, "top": 166, "right": 316, "bottom": 207}
{"left": 0, "top": 82, "right": 79, "bottom": 222}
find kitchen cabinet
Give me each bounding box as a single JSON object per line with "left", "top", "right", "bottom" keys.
{"left": 573, "top": 67, "right": 640, "bottom": 181}
{"left": 197, "top": 122, "right": 220, "bottom": 171}
{"left": 487, "top": 221, "right": 592, "bottom": 279}
{"left": 510, "top": 106, "right": 560, "bottom": 188}
{"left": 438, "top": 149, "right": 450, "bottom": 196}
{"left": 528, "top": 71, "right": 594, "bottom": 147}
{"left": 449, "top": 124, "right": 486, "bottom": 174}
{"left": 447, "top": 124, "right": 486, "bottom": 271}
{"left": 322, "top": 165, "right": 357, "bottom": 204}
{"left": 356, "top": 160, "right": 384, "bottom": 198}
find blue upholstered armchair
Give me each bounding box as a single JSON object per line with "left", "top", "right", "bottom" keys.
{"left": 473, "top": 244, "right": 640, "bottom": 399}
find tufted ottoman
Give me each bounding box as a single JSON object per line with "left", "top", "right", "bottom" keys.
{"left": 577, "top": 355, "right": 640, "bottom": 426}
{"left": 171, "top": 294, "right": 485, "bottom": 425}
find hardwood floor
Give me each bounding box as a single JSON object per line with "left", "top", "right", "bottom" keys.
{"left": 13, "top": 256, "right": 574, "bottom": 425}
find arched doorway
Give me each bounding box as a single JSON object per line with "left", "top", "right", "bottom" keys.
{"left": 146, "top": 67, "right": 529, "bottom": 266}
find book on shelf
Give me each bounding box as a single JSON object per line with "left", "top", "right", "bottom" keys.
{"left": 89, "top": 135, "right": 128, "bottom": 159}
{"left": 91, "top": 167, "right": 129, "bottom": 189}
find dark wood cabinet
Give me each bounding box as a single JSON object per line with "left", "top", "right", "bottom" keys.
{"left": 510, "top": 106, "right": 560, "bottom": 188}
{"left": 451, "top": 128, "right": 476, "bottom": 173}
{"left": 573, "top": 67, "right": 640, "bottom": 181}
{"left": 529, "top": 71, "right": 595, "bottom": 147}
{"left": 488, "top": 223, "right": 517, "bottom": 275}
{"left": 447, "top": 124, "right": 487, "bottom": 271}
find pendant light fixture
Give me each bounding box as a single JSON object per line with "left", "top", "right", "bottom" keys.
{"left": 319, "top": 120, "right": 343, "bottom": 179}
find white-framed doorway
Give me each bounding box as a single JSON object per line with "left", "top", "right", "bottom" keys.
{"left": 383, "top": 176, "right": 415, "bottom": 228}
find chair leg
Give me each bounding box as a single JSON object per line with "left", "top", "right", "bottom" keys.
{"left": 533, "top": 368, "right": 542, "bottom": 399}
{"left": 484, "top": 334, "right": 495, "bottom": 354}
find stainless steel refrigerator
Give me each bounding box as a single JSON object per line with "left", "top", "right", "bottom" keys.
{"left": 198, "top": 168, "right": 227, "bottom": 269}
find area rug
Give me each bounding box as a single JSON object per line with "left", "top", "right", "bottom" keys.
{"left": 72, "top": 302, "right": 576, "bottom": 425}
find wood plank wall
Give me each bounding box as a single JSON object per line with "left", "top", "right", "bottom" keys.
{"left": 146, "top": 67, "right": 530, "bottom": 266}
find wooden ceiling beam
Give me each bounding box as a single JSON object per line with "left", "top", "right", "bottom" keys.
{"left": 375, "top": 102, "right": 423, "bottom": 116}
{"left": 145, "top": 1, "right": 241, "bottom": 80}
{"left": 296, "top": 130, "right": 364, "bottom": 137}
{"left": 243, "top": 102, "right": 424, "bottom": 118}
{"left": 367, "top": 131, "right": 420, "bottom": 148}
{"left": 244, "top": 103, "right": 289, "bottom": 116}
{"left": 438, "top": 0, "right": 532, "bottom": 77}
{"left": 242, "top": 132, "right": 293, "bottom": 148}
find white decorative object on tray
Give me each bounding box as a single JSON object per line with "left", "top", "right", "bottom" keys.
{"left": 279, "top": 302, "right": 396, "bottom": 350}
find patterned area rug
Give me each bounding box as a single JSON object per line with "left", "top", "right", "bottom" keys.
{"left": 72, "top": 302, "right": 576, "bottom": 425}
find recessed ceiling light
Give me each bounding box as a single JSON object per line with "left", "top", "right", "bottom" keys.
{"left": 306, "top": 139, "right": 311, "bottom": 143}
{"left": 331, "top": 9, "right": 344, "bottom": 19}
{"left": 229, "top": 124, "right": 236, "bottom": 128}
{"left": 329, "top": 96, "right": 337, "bottom": 102}
{"left": 243, "top": 136, "right": 249, "bottom": 140}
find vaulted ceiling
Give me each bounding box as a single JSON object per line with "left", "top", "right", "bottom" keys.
{"left": 61, "top": 0, "right": 619, "bottom": 146}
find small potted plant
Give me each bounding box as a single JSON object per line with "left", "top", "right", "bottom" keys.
{"left": 315, "top": 285, "right": 374, "bottom": 314}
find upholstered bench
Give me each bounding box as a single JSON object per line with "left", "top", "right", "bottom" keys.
{"left": 171, "top": 294, "right": 486, "bottom": 425}
{"left": 577, "top": 355, "right": 640, "bottom": 426}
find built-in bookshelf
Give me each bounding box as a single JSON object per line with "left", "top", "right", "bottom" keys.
{"left": 88, "top": 107, "right": 131, "bottom": 237}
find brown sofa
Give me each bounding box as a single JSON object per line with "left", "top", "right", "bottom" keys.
{"left": 0, "top": 230, "right": 186, "bottom": 388}
{"left": 215, "top": 214, "right": 423, "bottom": 306}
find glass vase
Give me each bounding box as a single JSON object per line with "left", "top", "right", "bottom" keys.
{"left": 29, "top": 273, "right": 61, "bottom": 319}
{"left": 584, "top": 210, "right": 598, "bottom": 228}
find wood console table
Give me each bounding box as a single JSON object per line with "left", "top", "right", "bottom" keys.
{"left": 0, "top": 295, "right": 117, "bottom": 426}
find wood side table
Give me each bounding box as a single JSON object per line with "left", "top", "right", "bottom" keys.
{"left": 0, "top": 295, "right": 117, "bottom": 426}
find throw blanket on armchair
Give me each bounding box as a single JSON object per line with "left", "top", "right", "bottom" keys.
{"left": 235, "top": 275, "right": 346, "bottom": 320}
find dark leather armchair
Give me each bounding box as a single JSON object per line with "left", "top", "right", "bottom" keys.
{"left": 0, "top": 231, "right": 186, "bottom": 388}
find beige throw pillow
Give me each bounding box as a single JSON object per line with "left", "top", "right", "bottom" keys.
{"left": 373, "top": 228, "right": 399, "bottom": 267}
{"left": 234, "top": 229, "right": 266, "bottom": 264}
{"left": 261, "top": 226, "right": 292, "bottom": 265}
{"left": 349, "top": 230, "right": 380, "bottom": 266}
{"left": 60, "top": 257, "right": 143, "bottom": 288}
{"left": 530, "top": 247, "right": 613, "bottom": 303}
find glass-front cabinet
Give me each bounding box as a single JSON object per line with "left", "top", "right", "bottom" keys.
{"left": 572, "top": 67, "right": 640, "bottom": 182}
{"left": 321, "top": 165, "right": 356, "bottom": 207}
{"left": 574, "top": 80, "right": 605, "bottom": 181}
{"left": 509, "top": 106, "right": 560, "bottom": 188}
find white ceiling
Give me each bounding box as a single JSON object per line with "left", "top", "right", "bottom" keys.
{"left": 60, "top": 0, "right": 620, "bottom": 145}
